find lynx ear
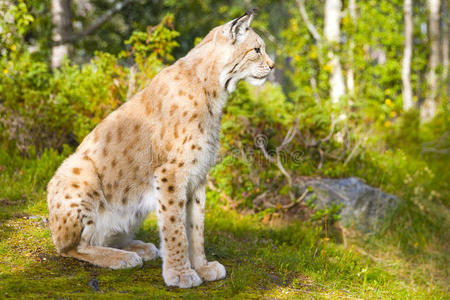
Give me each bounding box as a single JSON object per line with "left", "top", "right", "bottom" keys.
{"left": 225, "top": 9, "right": 256, "bottom": 43}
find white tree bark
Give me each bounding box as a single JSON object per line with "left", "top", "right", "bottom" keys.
{"left": 296, "top": 0, "right": 346, "bottom": 103}
{"left": 402, "top": 0, "right": 414, "bottom": 111}
{"left": 346, "top": 0, "right": 356, "bottom": 95}
{"left": 51, "top": 0, "right": 73, "bottom": 68}
{"left": 421, "top": 0, "right": 441, "bottom": 121}
{"left": 296, "top": 0, "right": 322, "bottom": 42}
{"left": 441, "top": 0, "right": 449, "bottom": 84}
{"left": 324, "top": 0, "right": 346, "bottom": 103}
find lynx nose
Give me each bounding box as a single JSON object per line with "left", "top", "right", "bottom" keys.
{"left": 267, "top": 58, "right": 275, "bottom": 70}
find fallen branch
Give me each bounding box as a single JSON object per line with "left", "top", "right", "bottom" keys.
{"left": 320, "top": 117, "right": 337, "bottom": 143}
{"left": 318, "top": 148, "right": 325, "bottom": 169}
{"left": 282, "top": 189, "right": 309, "bottom": 209}
{"left": 421, "top": 147, "right": 450, "bottom": 155}
{"left": 300, "top": 117, "right": 337, "bottom": 147}
{"left": 256, "top": 119, "right": 299, "bottom": 190}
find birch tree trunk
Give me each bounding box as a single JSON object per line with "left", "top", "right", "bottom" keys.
{"left": 421, "top": 0, "right": 441, "bottom": 121}
{"left": 402, "top": 0, "right": 414, "bottom": 111}
{"left": 324, "top": 0, "right": 346, "bottom": 103}
{"left": 441, "top": 0, "right": 449, "bottom": 86}
{"left": 346, "top": 0, "right": 356, "bottom": 95}
{"left": 51, "top": 0, "right": 73, "bottom": 69}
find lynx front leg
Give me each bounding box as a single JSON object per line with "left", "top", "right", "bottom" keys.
{"left": 156, "top": 166, "right": 202, "bottom": 288}
{"left": 187, "top": 182, "right": 226, "bottom": 281}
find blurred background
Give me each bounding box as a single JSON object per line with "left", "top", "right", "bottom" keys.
{"left": 0, "top": 0, "right": 449, "bottom": 298}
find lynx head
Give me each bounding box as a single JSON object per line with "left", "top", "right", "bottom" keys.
{"left": 221, "top": 9, "right": 274, "bottom": 92}
{"left": 196, "top": 9, "right": 274, "bottom": 93}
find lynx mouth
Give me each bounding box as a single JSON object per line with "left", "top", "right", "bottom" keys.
{"left": 250, "top": 75, "right": 267, "bottom": 80}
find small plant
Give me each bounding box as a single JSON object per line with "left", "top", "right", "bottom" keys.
{"left": 310, "top": 202, "right": 343, "bottom": 224}
{"left": 122, "top": 14, "right": 180, "bottom": 80}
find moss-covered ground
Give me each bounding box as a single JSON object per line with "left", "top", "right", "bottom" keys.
{"left": 0, "top": 148, "right": 448, "bottom": 299}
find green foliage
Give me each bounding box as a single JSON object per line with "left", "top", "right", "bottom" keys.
{"left": 351, "top": 0, "right": 404, "bottom": 122}
{"left": 122, "top": 14, "right": 180, "bottom": 79}
{"left": 209, "top": 81, "right": 295, "bottom": 206}
{"left": 0, "top": 147, "right": 67, "bottom": 218}
{"left": 0, "top": 16, "right": 180, "bottom": 155}
{"left": 0, "top": 1, "right": 449, "bottom": 297}
{"left": 310, "top": 202, "right": 343, "bottom": 223}
{"left": 0, "top": 0, "right": 34, "bottom": 58}
{"left": 124, "top": 14, "right": 179, "bottom": 63}
{"left": 0, "top": 52, "right": 127, "bottom": 154}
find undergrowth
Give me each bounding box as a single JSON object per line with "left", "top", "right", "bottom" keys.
{"left": 0, "top": 138, "right": 448, "bottom": 299}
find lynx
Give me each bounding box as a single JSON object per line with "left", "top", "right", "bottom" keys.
{"left": 47, "top": 10, "right": 274, "bottom": 288}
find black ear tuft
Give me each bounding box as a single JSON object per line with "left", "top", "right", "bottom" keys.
{"left": 245, "top": 8, "right": 258, "bottom": 16}
{"left": 234, "top": 8, "right": 258, "bottom": 24}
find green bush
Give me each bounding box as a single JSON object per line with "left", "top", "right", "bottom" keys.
{"left": 0, "top": 15, "right": 179, "bottom": 156}
{"left": 0, "top": 52, "right": 126, "bottom": 154}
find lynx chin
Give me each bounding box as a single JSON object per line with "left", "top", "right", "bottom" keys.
{"left": 47, "top": 9, "right": 274, "bottom": 288}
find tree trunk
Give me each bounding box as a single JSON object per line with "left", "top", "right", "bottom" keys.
{"left": 51, "top": 0, "right": 73, "bottom": 69}
{"left": 441, "top": 0, "right": 449, "bottom": 90}
{"left": 402, "top": 0, "right": 414, "bottom": 111}
{"left": 346, "top": 0, "right": 356, "bottom": 95}
{"left": 421, "top": 0, "right": 441, "bottom": 121}
{"left": 324, "top": 0, "right": 346, "bottom": 103}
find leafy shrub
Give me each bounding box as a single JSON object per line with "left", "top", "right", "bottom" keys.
{"left": 0, "top": 1, "right": 34, "bottom": 57}
{"left": 0, "top": 15, "right": 179, "bottom": 155}
{"left": 210, "top": 81, "right": 295, "bottom": 206}
{"left": 0, "top": 52, "right": 126, "bottom": 154}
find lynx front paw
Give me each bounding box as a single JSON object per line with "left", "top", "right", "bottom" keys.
{"left": 163, "top": 268, "right": 203, "bottom": 288}
{"left": 109, "top": 252, "right": 143, "bottom": 270}
{"left": 195, "top": 261, "right": 226, "bottom": 281}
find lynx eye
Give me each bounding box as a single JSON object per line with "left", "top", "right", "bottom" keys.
{"left": 254, "top": 47, "right": 261, "bottom": 54}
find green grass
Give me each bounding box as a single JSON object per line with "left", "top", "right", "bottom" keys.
{"left": 0, "top": 148, "right": 448, "bottom": 299}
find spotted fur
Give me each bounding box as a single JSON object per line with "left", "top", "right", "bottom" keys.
{"left": 47, "top": 10, "right": 274, "bottom": 288}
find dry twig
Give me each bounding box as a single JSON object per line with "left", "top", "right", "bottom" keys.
{"left": 256, "top": 119, "right": 299, "bottom": 195}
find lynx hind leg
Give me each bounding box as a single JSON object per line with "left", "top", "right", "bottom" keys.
{"left": 64, "top": 246, "right": 143, "bottom": 269}
{"left": 48, "top": 184, "right": 144, "bottom": 269}
{"left": 59, "top": 213, "right": 143, "bottom": 269}
{"left": 47, "top": 154, "right": 98, "bottom": 254}
{"left": 47, "top": 154, "right": 141, "bottom": 269}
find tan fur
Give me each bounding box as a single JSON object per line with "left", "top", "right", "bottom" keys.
{"left": 47, "top": 10, "right": 274, "bottom": 288}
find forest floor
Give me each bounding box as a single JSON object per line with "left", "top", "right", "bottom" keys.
{"left": 0, "top": 150, "right": 448, "bottom": 299}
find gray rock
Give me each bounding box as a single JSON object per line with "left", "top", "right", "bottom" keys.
{"left": 295, "top": 177, "right": 399, "bottom": 232}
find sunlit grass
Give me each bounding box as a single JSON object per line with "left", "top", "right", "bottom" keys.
{"left": 0, "top": 148, "right": 448, "bottom": 299}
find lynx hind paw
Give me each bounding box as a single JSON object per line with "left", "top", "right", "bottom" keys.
{"left": 109, "top": 252, "right": 143, "bottom": 270}
{"left": 163, "top": 268, "right": 203, "bottom": 288}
